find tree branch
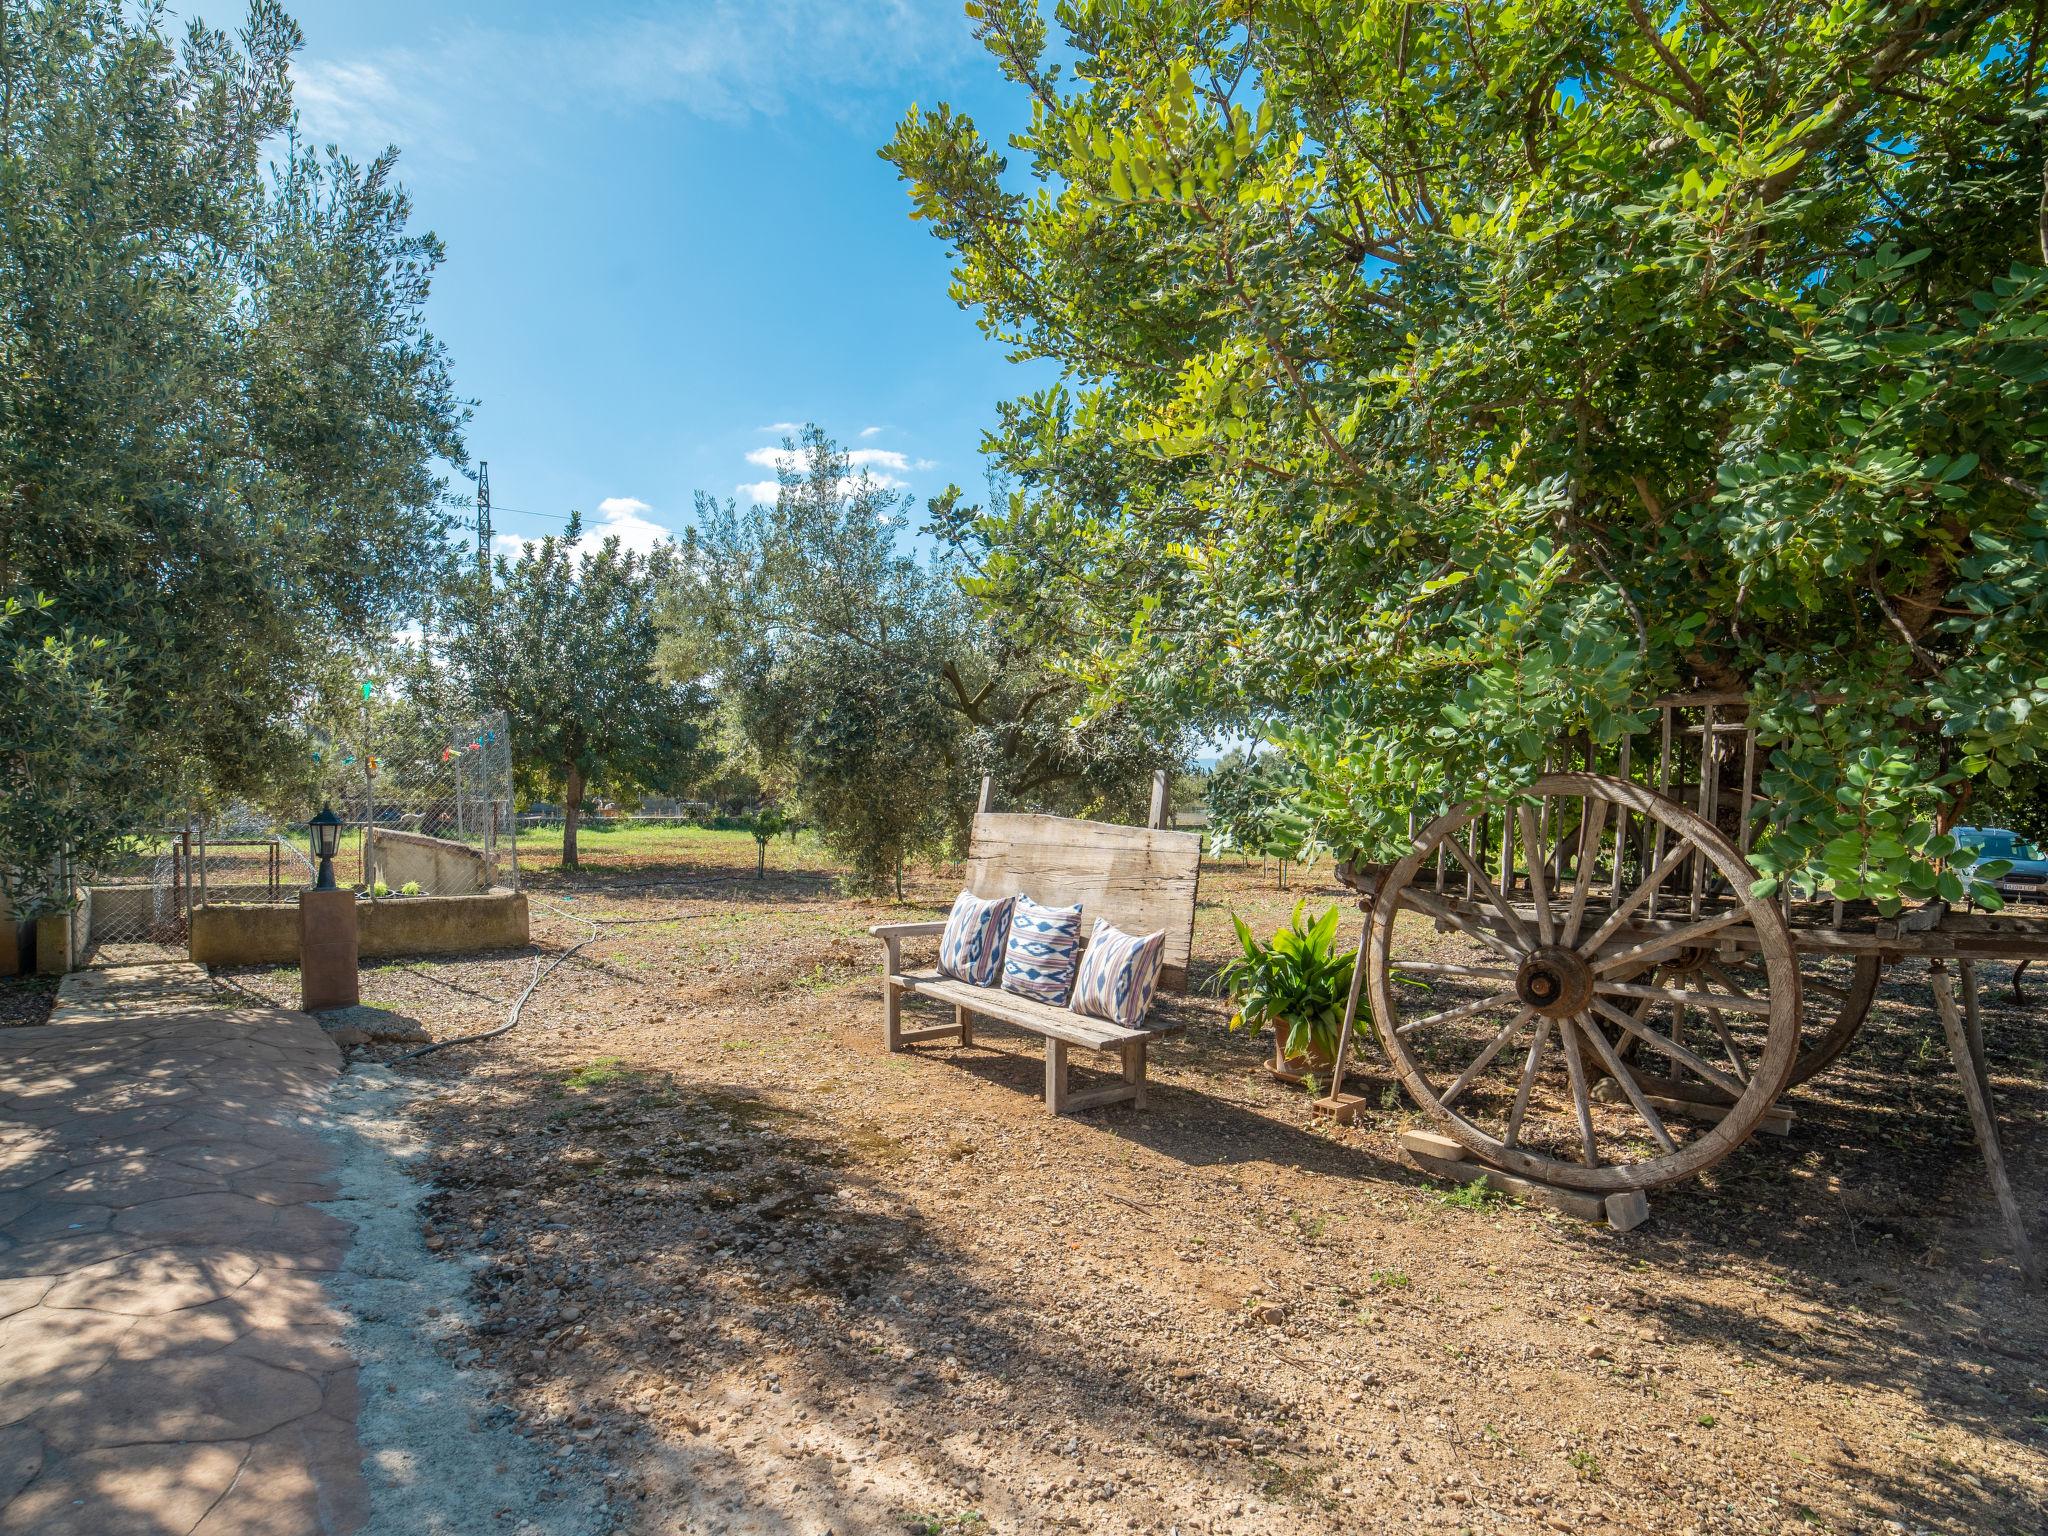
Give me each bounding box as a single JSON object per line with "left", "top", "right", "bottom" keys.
{"left": 1624, "top": 0, "right": 1712, "bottom": 118}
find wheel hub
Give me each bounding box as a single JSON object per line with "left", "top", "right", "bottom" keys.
{"left": 1515, "top": 945, "right": 1594, "bottom": 1018}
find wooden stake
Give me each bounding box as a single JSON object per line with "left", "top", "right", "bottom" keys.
{"left": 1931, "top": 960, "right": 2036, "bottom": 1280}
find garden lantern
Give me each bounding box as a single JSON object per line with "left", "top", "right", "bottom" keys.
{"left": 309, "top": 803, "right": 344, "bottom": 891}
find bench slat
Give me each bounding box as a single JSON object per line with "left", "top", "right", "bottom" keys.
{"left": 893, "top": 969, "right": 1165, "bottom": 1051}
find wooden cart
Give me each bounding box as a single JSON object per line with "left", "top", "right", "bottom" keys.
{"left": 1324, "top": 693, "right": 2041, "bottom": 1273}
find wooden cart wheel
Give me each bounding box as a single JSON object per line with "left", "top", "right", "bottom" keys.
{"left": 1614, "top": 949, "right": 1882, "bottom": 1093}
{"left": 1368, "top": 773, "right": 1800, "bottom": 1192}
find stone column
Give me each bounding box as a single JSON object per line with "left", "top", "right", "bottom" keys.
{"left": 298, "top": 888, "right": 360, "bottom": 1013}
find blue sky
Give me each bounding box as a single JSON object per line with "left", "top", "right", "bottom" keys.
{"left": 282, "top": 0, "right": 1036, "bottom": 558}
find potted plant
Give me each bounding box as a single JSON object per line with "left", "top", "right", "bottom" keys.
{"left": 1217, "top": 901, "right": 1359, "bottom": 1085}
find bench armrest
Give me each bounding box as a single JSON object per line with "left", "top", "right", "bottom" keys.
{"left": 872, "top": 919, "right": 947, "bottom": 978}
{"left": 868, "top": 921, "right": 948, "bottom": 941}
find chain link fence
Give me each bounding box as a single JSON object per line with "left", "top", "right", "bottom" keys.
{"left": 67, "top": 709, "right": 518, "bottom": 966}
{"left": 313, "top": 707, "right": 518, "bottom": 896}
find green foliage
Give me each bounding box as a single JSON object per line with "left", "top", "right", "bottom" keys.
{"left": 452, "top": 522, "right": 714, "bottom": 870}
{"left": 670, "top": 428, "right": 1182, "bottom": 890}
{"left": 1204, "top": 748, "right": 1313, "bottom": 859}
{"left": 0, "top": 2, "right": 466, "bottom": 906}
{"left": 887, "top": 2, "right": 2048, "bottom": 912}
{"left": 1216, "top": 900, "right": 1358, "bottom": 1062}
{"left": 399, "top": 880, "right": 421, "bottom": 896}
{"left": 0, "top": 596, "right": 135, "bottom": 917}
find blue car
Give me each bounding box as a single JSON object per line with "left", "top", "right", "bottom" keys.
{"left": 1953, "top": 826, "right": 2048, "bottom": 903}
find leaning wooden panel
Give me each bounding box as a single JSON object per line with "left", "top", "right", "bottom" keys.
{"left": 963, "top": 812, "right": 1202, "bottom": 990}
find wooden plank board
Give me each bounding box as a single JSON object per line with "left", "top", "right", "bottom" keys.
{"left": 894, "top": 970, "right": 1160, "bottom": 1051}
{"left": 964, "top": 812, "right": 1202, "bottom": 991}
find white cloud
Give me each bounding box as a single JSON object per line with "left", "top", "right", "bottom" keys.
{"left": 590, "top": 496, "right": 678, "bottom": 555}
{"left": 859, "top": 425, "right": 885, "bottom": 438}
{"left": 849, "top": 447, "right": 937, "bottom": 473}
{"left": 488, "top": 497, "right": 677, "bottom": 560}
{"left": 739, "top": 473, "right": 907, "bottom": 505}
{"left": 746, "top": 445, "right": 929, "bottom": 477}
{"left": 292, "top": 57, "right": 467, "bottom": 161}
{"left": 758, "top": 421, "right": 804, "bottom": 434}
{"left": 293, "top": 3, "right": 977, "bottom": 166}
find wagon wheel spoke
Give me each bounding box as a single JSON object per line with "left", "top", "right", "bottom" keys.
{"left": 1503, "top": 1017, "right": 1551, "bottom": 1149}
{"left": 1444, "top": 836, "right": 1534, "bottom": 951}
{"left": 1439, "top": 1008, "right": 1535, "bottom": 1109}
{"left": 1393, "top": 988, "right": 1520, "bottom": 1038}
{"left": 1591, "top": 996, "right": 1746, "bottom": 1099}
{"left": 1519, "top": 805, "right": 1555, "bottom": 945}
{"left": 1388, "top": 961, "right": 1520, "bottom": 981}
{"left": 1394, "top": 884, "right": 1522, "bottom": 963}
{"left": 1700, "top": 963, "right": 1755, "bottom": 1001}
{"left": 1579, "top": 838, "right": 1697, "bottom": 956}
{"left": 1570, "top": 1013, "right": 1679, "bottom": 1155}
{"left": 1591, "top": 908, "right": 1748, "bottom": 976}
{"left": 1594, "top": 978, "right": 1772, "bottom": 1014}
{"left": 1555, "top": 1011, "right": 1601, "bottom": 1166}
{"left": 1702, "top": 1006, "right": 1750, "bottom": 1085}
{"left": 1561, "top": 797, "right": 1611, "bottom": 947}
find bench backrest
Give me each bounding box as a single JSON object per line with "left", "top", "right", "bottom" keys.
{"left": 964, "top": 812, "right": 1203, "bottom": 991}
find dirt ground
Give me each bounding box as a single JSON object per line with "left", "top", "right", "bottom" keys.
{"left": 216, "top": 830, "right": 2048, "bottom": 1536}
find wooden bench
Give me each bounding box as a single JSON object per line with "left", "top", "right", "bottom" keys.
{"left": 870, "top": 805, "right": 1202, "bottom": 1114}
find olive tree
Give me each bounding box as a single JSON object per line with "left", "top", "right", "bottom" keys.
{"left": 0, "top": 1, "right": 467, "bottom": 911}
{"left": 453, "top": 522, "right": 714, "bottom": 870}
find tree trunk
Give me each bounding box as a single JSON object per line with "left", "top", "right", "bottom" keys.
{"left": 894, "top": 855, "right": 904, "bottom": 901}
{"left": 563, "top": 764, "right": 586, "bottom": 871}
{"left": 755, "top": 836, "right": 767, "bottom": 878}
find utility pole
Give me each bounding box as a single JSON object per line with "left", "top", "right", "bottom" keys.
{"left": 475, "top": 460, "right": 492, "bottom": 582}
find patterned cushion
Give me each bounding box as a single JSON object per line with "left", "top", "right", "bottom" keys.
{"left": 1000, "top": 895, "right": 1085, "bottom": 1005}
{"left": 936, "top": 890, "right": 1014, "bottom": 987}
{"left": 1068, "top": 919, "right": 1167, "bottom": 1028}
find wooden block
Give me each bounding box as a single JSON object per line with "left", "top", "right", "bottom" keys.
{"left": 1398, "top": 1129, "right": 1469, "bottom": 1162}
{"left": 1605, "top": 1189, "right": 1651, "bottom": 1232}
{"left": 1311, "top": 1092, "right": 1370, "bottom": 1125}
{"left": 1405, "top": 1149, "right": 1608, "bottom": 1223}
{"left": 1593, "top": 1075, "right": 1796, "bottom": 1136}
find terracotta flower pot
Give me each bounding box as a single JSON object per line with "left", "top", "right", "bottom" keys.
{"left": 1267, "top": 1018, "right": 1333, "bottom": 1085}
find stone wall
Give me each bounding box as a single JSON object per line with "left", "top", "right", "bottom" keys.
{"left": 189, "top": 889, "right": 529, "bottom": 967}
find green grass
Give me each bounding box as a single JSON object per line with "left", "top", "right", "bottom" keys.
{"left": 1434, "top": 1176, "right": 1514, "bottom": 1213}
{"left": 517, "top": 821, "right": 831, "bottom": 876}
{"left": 560, "top": 1056, "right": 639, "bottom": 1090}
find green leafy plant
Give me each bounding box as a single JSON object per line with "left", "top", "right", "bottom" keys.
{"left": 370, "top": 880, "right": 389, "bottom": 898}
{"left": 1216, "top": 900, "right": 1357, "bottom": 1063}
{"left": 399, "top": 880, "right": 421, "bottom": 897}
{"left": 1435, "top": 1176, "right": 1513, "bottom": 1213}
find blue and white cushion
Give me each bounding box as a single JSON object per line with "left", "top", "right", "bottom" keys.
{"left": 1000, "top": 895, "right": 1085, "bottom": 1005}
{"left": 936, "top": 890, "right": 1014, "bottom": 987}
{"left": 1068, "top": 919, "right": 1167, "bottom": 1028}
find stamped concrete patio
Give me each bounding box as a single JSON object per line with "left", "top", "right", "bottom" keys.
{"left": 0, "top": 964, "right": 364, "bottom": 1535}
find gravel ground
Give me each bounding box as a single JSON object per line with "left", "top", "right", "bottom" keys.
{"left": 219, "top": 837, "right": 2048, "bottom": 1536}
{"left": 316, "top": 1063, "right": 614, "bottom": 1536}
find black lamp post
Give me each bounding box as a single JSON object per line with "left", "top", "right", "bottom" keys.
{"left": 309, "top": 803, "right": 344, "bottom": 891}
